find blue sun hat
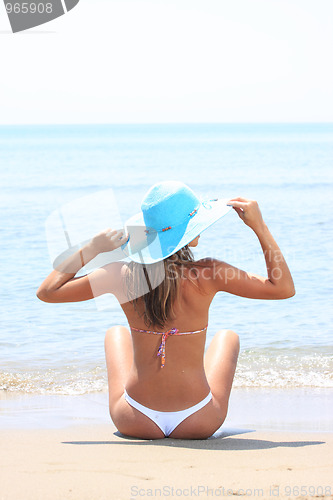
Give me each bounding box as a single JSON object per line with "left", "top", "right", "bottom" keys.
{"left": 123, "top": 181, "right": 232, "bottom": 264}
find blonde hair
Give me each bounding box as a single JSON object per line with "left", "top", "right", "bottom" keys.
{"left": 125, "top": 245, "right": 203, "bottom": 329}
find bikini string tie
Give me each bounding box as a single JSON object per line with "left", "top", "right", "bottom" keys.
{"left": 157, "top": 327, "right": 179, "bottom": 368}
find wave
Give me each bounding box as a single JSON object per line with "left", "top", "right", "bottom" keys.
{"left": 234, "top": 350, "right": 333, "bottom": 388}
{"left": 0, "top": 368, "right": 107, "bottom": 395}
{"left": 1, "top": 351, "right": 332, "bottom": 394}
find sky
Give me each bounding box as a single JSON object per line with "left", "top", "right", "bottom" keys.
{"left": 0, "top": 0, "right": 333, "bottom": 124}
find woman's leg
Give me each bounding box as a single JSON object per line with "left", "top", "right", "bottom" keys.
{"left": 104, "top": 325, "right": 133, "bottom": 408}
{"left": 104, "top": 326, "right": 165, "bottom": 439}
{"left": 204, "top": 329, "right": 240, "bottom": 423}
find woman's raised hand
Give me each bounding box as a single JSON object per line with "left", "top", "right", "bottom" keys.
{"left": 227, "top": 197, "right": 265, "bottom": 233}
{"left": 90, "top": 228, "right": 128, "bottom": 254}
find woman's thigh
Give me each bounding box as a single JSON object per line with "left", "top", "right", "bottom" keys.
{"left": 104, "top": 325, "right": 133, "bottom": 407}
{"left": 204, "top": 329, "right": 240, "bottom": 421}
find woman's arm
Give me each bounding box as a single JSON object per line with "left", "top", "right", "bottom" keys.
{"left": 212, "top": 198, "right": 295, "bottom": 300}
{"left": 36, "top": 229, "right": 127, "bottom": 303}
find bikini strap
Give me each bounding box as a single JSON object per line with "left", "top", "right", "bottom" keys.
{"left": 157, "top": 327, "right": 178, "bottom": 368}
{"left": 131, "top": 325, "right": 207, "bottom": 368}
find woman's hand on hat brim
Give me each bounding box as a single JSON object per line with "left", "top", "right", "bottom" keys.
{"left": 227, "top": 197, "right": 265, "bottom": 234}
{"left": 90, "top": 228, "right": 129, "bottom": 254}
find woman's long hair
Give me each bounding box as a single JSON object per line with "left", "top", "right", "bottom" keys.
{"left": 125, "top": 245, "right": 204, "bottom": 329}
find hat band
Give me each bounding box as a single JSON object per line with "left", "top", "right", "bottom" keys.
{"left": 144, "top": 204, "right": 200, "bottom": 234}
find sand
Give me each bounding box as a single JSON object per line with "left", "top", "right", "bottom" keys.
{"left": 0, "top": 424, "right": 332, "bottom": 500}
{"left": 1, "top": 389, "right": 332, "bottom": 499}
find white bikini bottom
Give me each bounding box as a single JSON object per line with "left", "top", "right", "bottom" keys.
{"left": 124, "top": 389, "right": 212, "bottom": 437}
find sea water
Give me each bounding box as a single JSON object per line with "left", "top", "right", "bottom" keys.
{"left": 1, "top": 123, "right": 332, "bottom": 396}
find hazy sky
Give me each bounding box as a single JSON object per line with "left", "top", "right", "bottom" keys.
{"left": 1, "top": 0, "right": 333, "bottom": 123}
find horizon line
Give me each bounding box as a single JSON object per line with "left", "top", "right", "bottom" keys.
{"left": 0, "top": 121, "right": 333, "bottom": 126}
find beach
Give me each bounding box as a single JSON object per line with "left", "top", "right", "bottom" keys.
{"left": 1, "top": 389, "right": 332, "bottom": 499}
{"left": 1, "top": 424, "right": 332, "bottom": 500}
{"left": 1, "top": 0, "right": 333, "bottom": 493}
{"left": 1, "top": 124, "right": 332, "bottom": 499}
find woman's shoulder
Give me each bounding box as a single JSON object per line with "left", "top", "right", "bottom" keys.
{"left": 193, "top": 258, "right": 228, "bottom": 285}
{"left": 195, "top": 257, "right": 215, "bottom": 264}
{"left": 194, "top": 257, "right": 222, "bottom": 270}
{"left": 187, "top": 258, "right": 220, "bottom": 289}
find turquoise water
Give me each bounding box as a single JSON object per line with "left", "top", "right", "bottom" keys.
{"left": 1, "top": 123, "right": 332, "bottom": 394}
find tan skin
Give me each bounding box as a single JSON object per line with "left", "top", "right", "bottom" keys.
{"left": 37, "top": 198, "right": 295, "bottom": 439}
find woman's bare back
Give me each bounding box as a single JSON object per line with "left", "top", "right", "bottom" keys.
{"left": 117, "top": 262, "right": 215, "bottom": 410}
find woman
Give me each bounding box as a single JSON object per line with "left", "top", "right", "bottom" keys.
{"left": 37, "top": 181, "right": 295, "bottom": 439}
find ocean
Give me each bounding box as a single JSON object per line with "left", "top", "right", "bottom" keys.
{"left": 1, "top": 123, "right": 332, "bottom": 398}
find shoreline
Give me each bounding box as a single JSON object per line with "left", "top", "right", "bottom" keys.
{"left": 1, "top": 387, "right": 332, "bottom": 432}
